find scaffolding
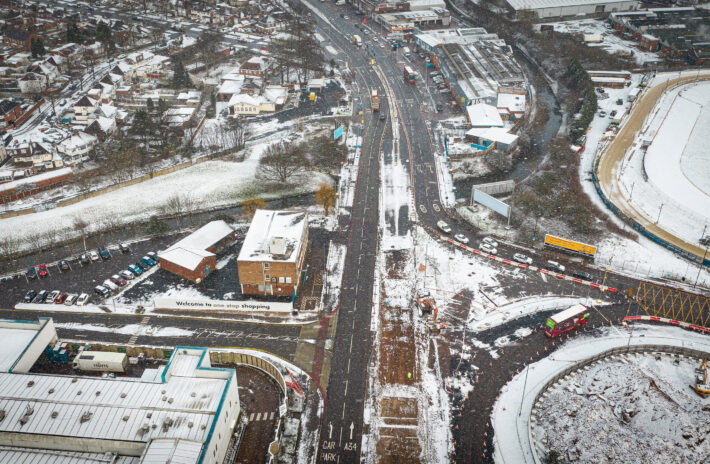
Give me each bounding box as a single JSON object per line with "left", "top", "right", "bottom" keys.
{"left": 635, "top": 281, "right": 710, "bottom": 329}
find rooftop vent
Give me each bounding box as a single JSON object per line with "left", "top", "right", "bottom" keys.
{"left": 48, "top": 388, "right": 54, "bottom": 394}
{"left": 80, "top": 412, "right": 92, "bottom": 423}
{"left": 162, "top": 418, "right": 174, "bottom": 432}
{"left": 168, "top": 398, "right": 173, "bottom": 404}
{"left": 120, "top": 393, "right": 127, "bottom": 398}
{"left": 77, "top": 390, "right": 82, "bottom": 396}
{"left": 147, "top": 412, "right": 152, "bottom": 419}
{"left": 191, "top": 392, "right": 196, "bottom": 397}
{"left": 0, "top": 410, "right": 5, "bottom": 422}
{"left": 72, "top": 378, "right": 78, "bottom": 383}
{"left": 188, "top": 421, "right": 194, "bottom": 428}
{"left": 137, "top": 424, "right": 150, "bottom": 437}
{"left": 95, "top": 391, "right": 101, "bottom": 397}
{"left": 51, "top": 411, "right": 58, "bottom": 419}
{"left": 269, "top": 237, "right": 287, "bottom": 256}
{"left": 27, "top": 381, "right": 34, "bottom": 387}
{"left": 123, "top": 416, "right": 129, "bottom": 421}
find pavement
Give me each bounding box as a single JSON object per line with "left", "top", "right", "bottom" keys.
{"left": 597, "top": 74, "right": 710, "bottom": 263}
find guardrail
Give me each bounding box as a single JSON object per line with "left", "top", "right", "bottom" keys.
{"left": 529, "top": 344, "right": 710, "bottom": 463}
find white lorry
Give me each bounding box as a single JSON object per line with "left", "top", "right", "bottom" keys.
{"left": 73, "top": 352, "right": 128, "bottom": 373}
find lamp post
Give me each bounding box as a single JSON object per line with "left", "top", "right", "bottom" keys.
{"left": 694, "top": 226, "right": 709, "bottom": 289}
{"left": 518, "top": 364, "right": 531, "bottom": 417}
{"left": 655, "top": 203, "right": 664, "bottom": 224}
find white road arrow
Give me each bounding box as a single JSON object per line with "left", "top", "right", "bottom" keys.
{"left": 329, "top": 422, "right": 333, "bottom": 440}
{"left": 349, "top": 422, "right": 354, "bottom": 440}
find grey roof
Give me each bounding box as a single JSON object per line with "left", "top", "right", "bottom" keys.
{"left": 0, "top": 447, "right": 138, "bottom": 464}
{"left": 507, "top": 0, "right": 637, "bottom": 10}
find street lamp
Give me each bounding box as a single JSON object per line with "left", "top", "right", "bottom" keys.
{"left": 655, "top": 203, "right": 664, "bottom": 224}
{"left": 694, "top": 226, "right": 709, "bottom": 289}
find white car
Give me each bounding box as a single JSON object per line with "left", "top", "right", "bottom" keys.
{"left": 119, "top": 270, "right": 135, "bottom": 280}
{"left": 437, "top": 220, "right": 451, "bottom": 234}
{"left": 480, "top": 243, "right": 497, "bottom": 255}
{"left": 545, "top": 260, "right": 566, "bottom": 273}
{"left": 454, "top": 234, "right": 469, "bottom": 244}
{"left": 76, "top": 293, "right": 89, "bottom": 306}
{"left": 89, "top": 250, "right": 100, "bottom": 261}
{"left": 103, "top": 279, "right": 118, "bottom": 291}
{"left": 513, "top": 253, "right": 533, "bottom": 265}
{"left": 483, "top": 237, "right": 498, "bottom": 248}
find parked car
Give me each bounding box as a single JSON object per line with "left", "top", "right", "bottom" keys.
{"left": 616, "top": 98, "right": 623, "bottom": 105}
{"left": 454, "top": 234, "right": 469, "bottom": 244}
{"left": 38, "top": 264, "right": 48, "bottom": 277}
{"left": 24, "top": 290, "right": 37, "bottom": 303}
{"left": 140, "top": 256, "right": 156, "bottom": 267}
{"left": 436, "top": 103, "right": 443, "bottom": 112}
{"left": 147, "top": 251, "right": 158, "bottom": 262}
{"left": 79, "top": 253, "right": 90, "bottom": 265}
{"left": 98, "top": 246, "right": 111, "bottom": 260}
{"left": 27, "top": 267, "right": 37, "bottom": 279}
{"left": 110, "top": 274, "right": 127, "bottom": 286}
{"left": 103, "top": 279, "right": 119, "bottom": 291}
{"left": 598, "top": 110, "right": 607, "bottom": 117}
{"left": 438, "top": 84, "right": 447, "bottom": 90}
{"left": 55, "top": 293, "right": 68, "bottom": 304}
{"left": 380, "top": 113, "right": 386, "bottom": 121}
{"left": 128, "top": 264, "right": 143, "bottom": 276}
{"left": 90, "top": 250, "right": 100, "bottom": 261}
{"left": 47, "top": 290, "right": 60, "bottom": 303}
{"left": 545, "top": 260, "right": 566, "bottom": 273}
{"left": 513, "top": 253, "right": 533, "bottom": 265}
{"left": 59, "top": 260, "right": 70, "bottom": 272}
{"left": 480, "top": 243, "right": 497, "bottom": 255}
{"left": 437, "top": 220, "right": 451, "bottom": 234}
{"left": 610, "top": 110, "right": 617, "bottom": 117}
{"left": 136, "top": 261, "right": 150, "bottom": 271}
{"left": 76, "top": 293, "right": 89, "bottom": 306}
{"left": 119, "top": 270, "right": 135, "bottom": 281}
{"left": 482, "top": 237, "right": 498, "bottom": 248}
{"left": 572, "top": 270, "right": 594, "bottom": 281}
{"left": 33, "top": 290, "right": 48, "bottom": 304}
{"left": 94, "top": 286, "right": 111, "bottom": 298}
{"left": 64, "top": 293, "right": 78, "bottom": 306}
{"left": 120, "top": 243, "right": 130, "bottom": 253}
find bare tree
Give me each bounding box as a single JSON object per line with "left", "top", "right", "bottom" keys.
{"left": 242, "top": 197, "right": 267, "bottom": 219}
{"left": 73, "top": 216, "right": 89, "bottom": 251}
{"left": 315, "top": 183, "right": 337, "bottom": 216}
{"left": 257, "top": 140, "right": 309, "bottom": 185}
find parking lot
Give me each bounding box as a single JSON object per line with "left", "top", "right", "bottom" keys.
{"left": 0, "top": 236, "right": 175, "bottom": 308}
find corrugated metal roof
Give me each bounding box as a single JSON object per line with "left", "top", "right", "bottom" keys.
{"left": 0, "top": 328, "right": 37, "bottom": 372}
{"left": 0, "top": 372, "right": 225, "bottom": 443}
{"left": 507, "top": 0, "right": 637, "bottom": 11}
{"left": 139, "top": 439, "right": 202, "bottom": 464}
{"left": 0, "top": 446, "right": 138, "bottom": 464}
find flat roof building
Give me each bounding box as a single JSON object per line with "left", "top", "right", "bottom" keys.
{"left": 0, "top": 318, "right": 240, "bottom": 464}
{"left": 506, "top": 0, "right": 639, "bottom": 19}
{"left": 237, "top": 210, "right": 309, "bottom": 298}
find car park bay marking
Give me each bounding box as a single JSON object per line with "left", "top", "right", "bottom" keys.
{"left": 540, "top": 272, "right": 548, "bottom": 283}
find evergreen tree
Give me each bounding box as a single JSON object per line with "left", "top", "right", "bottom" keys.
{"left": 146, "top": 98, "right": 154, "bottom": 112}
{"left": 31, "top": 38, "right": 45, "bottom": 58}
{"left": 67, "top": 23, "right": 82, "bottom": 43}
{"left": 171, "top": 60, "right": 192, "bottom": 89}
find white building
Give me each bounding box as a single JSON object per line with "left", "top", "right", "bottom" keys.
{"left": 57, "top": 132, "right": 98, "bottom": 163}
{"left": 506, "top": 0, "right": 639, "bottom": 19}
{"left": 0, "top": 318, "right": 240, "bottom": 464}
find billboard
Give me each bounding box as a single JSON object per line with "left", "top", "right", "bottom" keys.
{"left": 333, "top": 125, "right": 343, "bottom": 140}
{"left": 154, "top": 297, "right": 292, "bottom": 313}
{"left": 544, "top": 234, "right": 596, "bottom": 258}
{"left": 472, "top": 189, "right": 510, "bottom": 219}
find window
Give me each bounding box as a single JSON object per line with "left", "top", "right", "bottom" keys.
{"left": 258, "top": 285, "right": 265, "bottom": 291}
{"left": 265, "top": 285, "right": 272, "bottom": 293}
{"left": 286, "top": 277, "right": 292, "bottom": 284}
{"left": 264, "top": 274, "right": 270, "bottom": 281}
{"left": 279, "top": 277, "right": 285, "bottom": 284}
{"left": 264, "top": 263, "right": 270, "bottom": 270}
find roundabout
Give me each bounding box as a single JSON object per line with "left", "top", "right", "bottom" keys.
{"left": 492, "top": 324, "right": 710, "bottom": 463}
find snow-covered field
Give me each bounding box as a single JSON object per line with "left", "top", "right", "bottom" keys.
{"left": 493, "top": 324, "right": 710, "bottom": 464}
{"left": 579, "top": 71, "right": 710, "bottom": 289}
{"left": 535, "top": 19, "right": 661, "bottom": 65}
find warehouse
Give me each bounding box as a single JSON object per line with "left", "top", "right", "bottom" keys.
{"left": 237, "top": 209, "right": 309, "bottom": 298}
{"left": 0, "top": 318, "right": 241, "bottom": 464}
{"left": 506, "top": 0, "right": 639, "bottom": 19}
{"left": 159, "top": 220, "right": 234, "bottom": 283}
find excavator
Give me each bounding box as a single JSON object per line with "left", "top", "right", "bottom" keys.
{"left": 695, "top": 359, "right": 710, "bottom": 398}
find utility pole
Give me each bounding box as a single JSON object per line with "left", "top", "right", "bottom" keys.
{"left": 694, "top": 225, "right": 708, "bottom": 289}
{"left": 518, "top": 364, "right": 531, "bottom": 416}
{"left": 655, "top": 203, "right": 664, "bottom": 224}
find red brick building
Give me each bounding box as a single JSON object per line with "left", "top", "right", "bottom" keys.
{"left": 0, "top": 99, "right": 23, "bottom": 130}
{"left": 2, "top": 27, "right": 38, "bottom": 51}
{"left": 237, "top": 210, "right": 309, "bottom": 298}
{"left": 159, "top": 220, "right": 235, "bottom": 283}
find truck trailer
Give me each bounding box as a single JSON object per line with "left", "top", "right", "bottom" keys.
{"left": 371, "top": 90, "right": 379, "bottom": 112}
{"left": 73, "top": 352, "right": 128, "bottom": 373}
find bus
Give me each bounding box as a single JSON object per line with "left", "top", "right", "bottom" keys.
{"left": 403, "top": 65, "right": 415, "bottom": 83}
{"left": 544, "top": 304, "right": 590, "bottom": 338}
{"left": 544, "top": 234, "right": 596, "bottom": 258}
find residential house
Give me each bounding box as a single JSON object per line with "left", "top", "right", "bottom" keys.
{"left": 228, "top": 93, "right": 274, "bottom": 115}
{"left": 56, "top": 132, "right": 98, "bottom": 164}
{"left": 73, "top": 95, "right": 98, "bottom": 123}
{"left": 237, "top": 209, "right": 309, "bottom": 298}
{"left": 239, "top": 56, "right": 270, "bottom": 77}
{"left": 0, "top": 99, "right": 22, "bottom": 130}
{"left": 85, "top": 116, "right": 116, "bottom": 141}
{"left": 2, "top": 28, "right": 38, "bottom": 50}
{"left": 17, "top": 72, "right": 45, "bottom": 94}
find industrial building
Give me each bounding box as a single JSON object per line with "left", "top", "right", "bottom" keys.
{"left": 159, "top": 220, "right": 235, "bottom": 283}
{"left": 610, "top": 7, "right": 710, "bottom": 63}
{"left": 506, "top": 0, "right": 639, "bottom": 19}
{"left": 0, "top": 318, "right": 241, "bottom": 464}
{"left": 237, "top": 209, "right": 309, "bottom": 298}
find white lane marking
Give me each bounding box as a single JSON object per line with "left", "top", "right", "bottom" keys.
{"left": 540, "top": 272, "right": 548, "bottom": 283}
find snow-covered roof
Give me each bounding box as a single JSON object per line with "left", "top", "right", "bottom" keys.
{"left": 506, "top": 0, "right": 638, "bottom": 11}
{"left": 0, "top": 327, "right": 38, "bottom": 372}
{"left": 160, "top": 247, "right": 214, "bottom": 271}
{"left": 591, "top": 76, "right": 628, "bottom": 84}
{"left": 161, "top": 221, "right": 233, "bottom": 270}
{"left": 238, "top": 210, "right": 308, "bottom": 263}
{"left": 0, "top": 447, "right": 139, "bottom": 464}
{"left": 549, "top": 303, "right": 588, "bottom": 324}
{"left": 466, "top": 127, "right": 519, "bottom": 145}
{"left": 228, "top": 93, "right": 264, "bottom": 107}
{"left": 263, "top": 85, "right": 287, "bottom": 105}
{"left": 58, "top": 132, "right": 97, "bottom": 150}
{"left": 0, "top": 167, "right": 72, "bottom": 194}
{"left": 497, "top": 92, "right": 526, "bottom": 113}
{"left": 218, "top": 80, "right": 243, "bottom": 95}
{"left": 0, "top": 347, "right": 232, "bottom": 451}
{"left": 466, "top": 103, "right": 505, "bottom": 127}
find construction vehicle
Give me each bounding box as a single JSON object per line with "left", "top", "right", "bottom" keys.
{"left": 695, "top": 359, "right": 710, "bottom": 397}
{"left": 415, "top": 291, "right": 436, "bottom": 316}
{"left": 371, "top": 90, "right": 379, "bottom": 112}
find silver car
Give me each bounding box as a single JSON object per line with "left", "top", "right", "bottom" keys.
{"left": 480, "top": 243, "right": 497, "bottom": 255}
{"left": 513, "top": 253, "right": 533, "bottom": 265}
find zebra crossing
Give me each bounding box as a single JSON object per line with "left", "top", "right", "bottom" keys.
{"left": 127, "top": 316, "right": 151, "bottom": 345}
{"left": 248, "top": 411, "right": 276, "bottom": 422}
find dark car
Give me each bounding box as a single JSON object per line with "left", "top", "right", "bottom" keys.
{"left": 32, "top": 290, "right": 48, "bottom": 303}
{"left": 27, "top": 267, "right": 37, "bottom": 279}
{"left": 38, "top": 264, "right": 48, "bottom": 277}
{"left": 136, "top": 261, "right": 150, "bottom": 271}
{"left": 98, "top": 246, "right": 111, "bottom": 260}
{"left": 140, "top": 256, "right": 156, "bottom": 267}
{"left": 379, "top": 113, "right": 386, "bottom": 121}
{"left": 436, "top": 103, "right": 443, "bottom": 112}
{"left": 120, "top": 243, "right": 131, "bottom": 253}
{"left": 572, "top": 270, "right": 594, "bottom": 281}
{"left": 79, "top": 253, "right": 90, "bottom": 265}
{"left": 24, "top": 290, "right": 37, "bottom": 303}
{"left": 59, "top": 260, "right": 70, "bottom": 272}
{"left": 110, "top": 274, "right": 127, "bottom": 286}
{"left": 147, "top": 251, "right": 158, "bottom": 262}
{"left": 94, "top": 285, "right": 111, "bottom": 298}
{"left": 55, "top": 293, "right": 68, "bottom": 304}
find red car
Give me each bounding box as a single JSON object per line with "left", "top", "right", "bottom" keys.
{"left": 38, "top": 264, "right": 48, "bottom": 277}
{"left": 54, "top": 293, "right": 68, "bottom": 304}
{"left": 110, "top": 274, "right": 127, "bottom": 286}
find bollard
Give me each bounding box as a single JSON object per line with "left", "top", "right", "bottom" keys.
{"left": 484, "top": 431, "right": 487, "bottom": 437}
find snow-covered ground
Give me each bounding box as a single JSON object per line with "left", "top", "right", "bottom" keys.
{"left": 493, "top": 324, "right": 710, "bottom": 464}
{"left": 0, "top": 123, "right": 330, "bottom": 253}
{"left": 535, "top": 19, "right": 662, "bottom": 65}
{"left": 579, "top": 71, "right": 710, "bottom": 289}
